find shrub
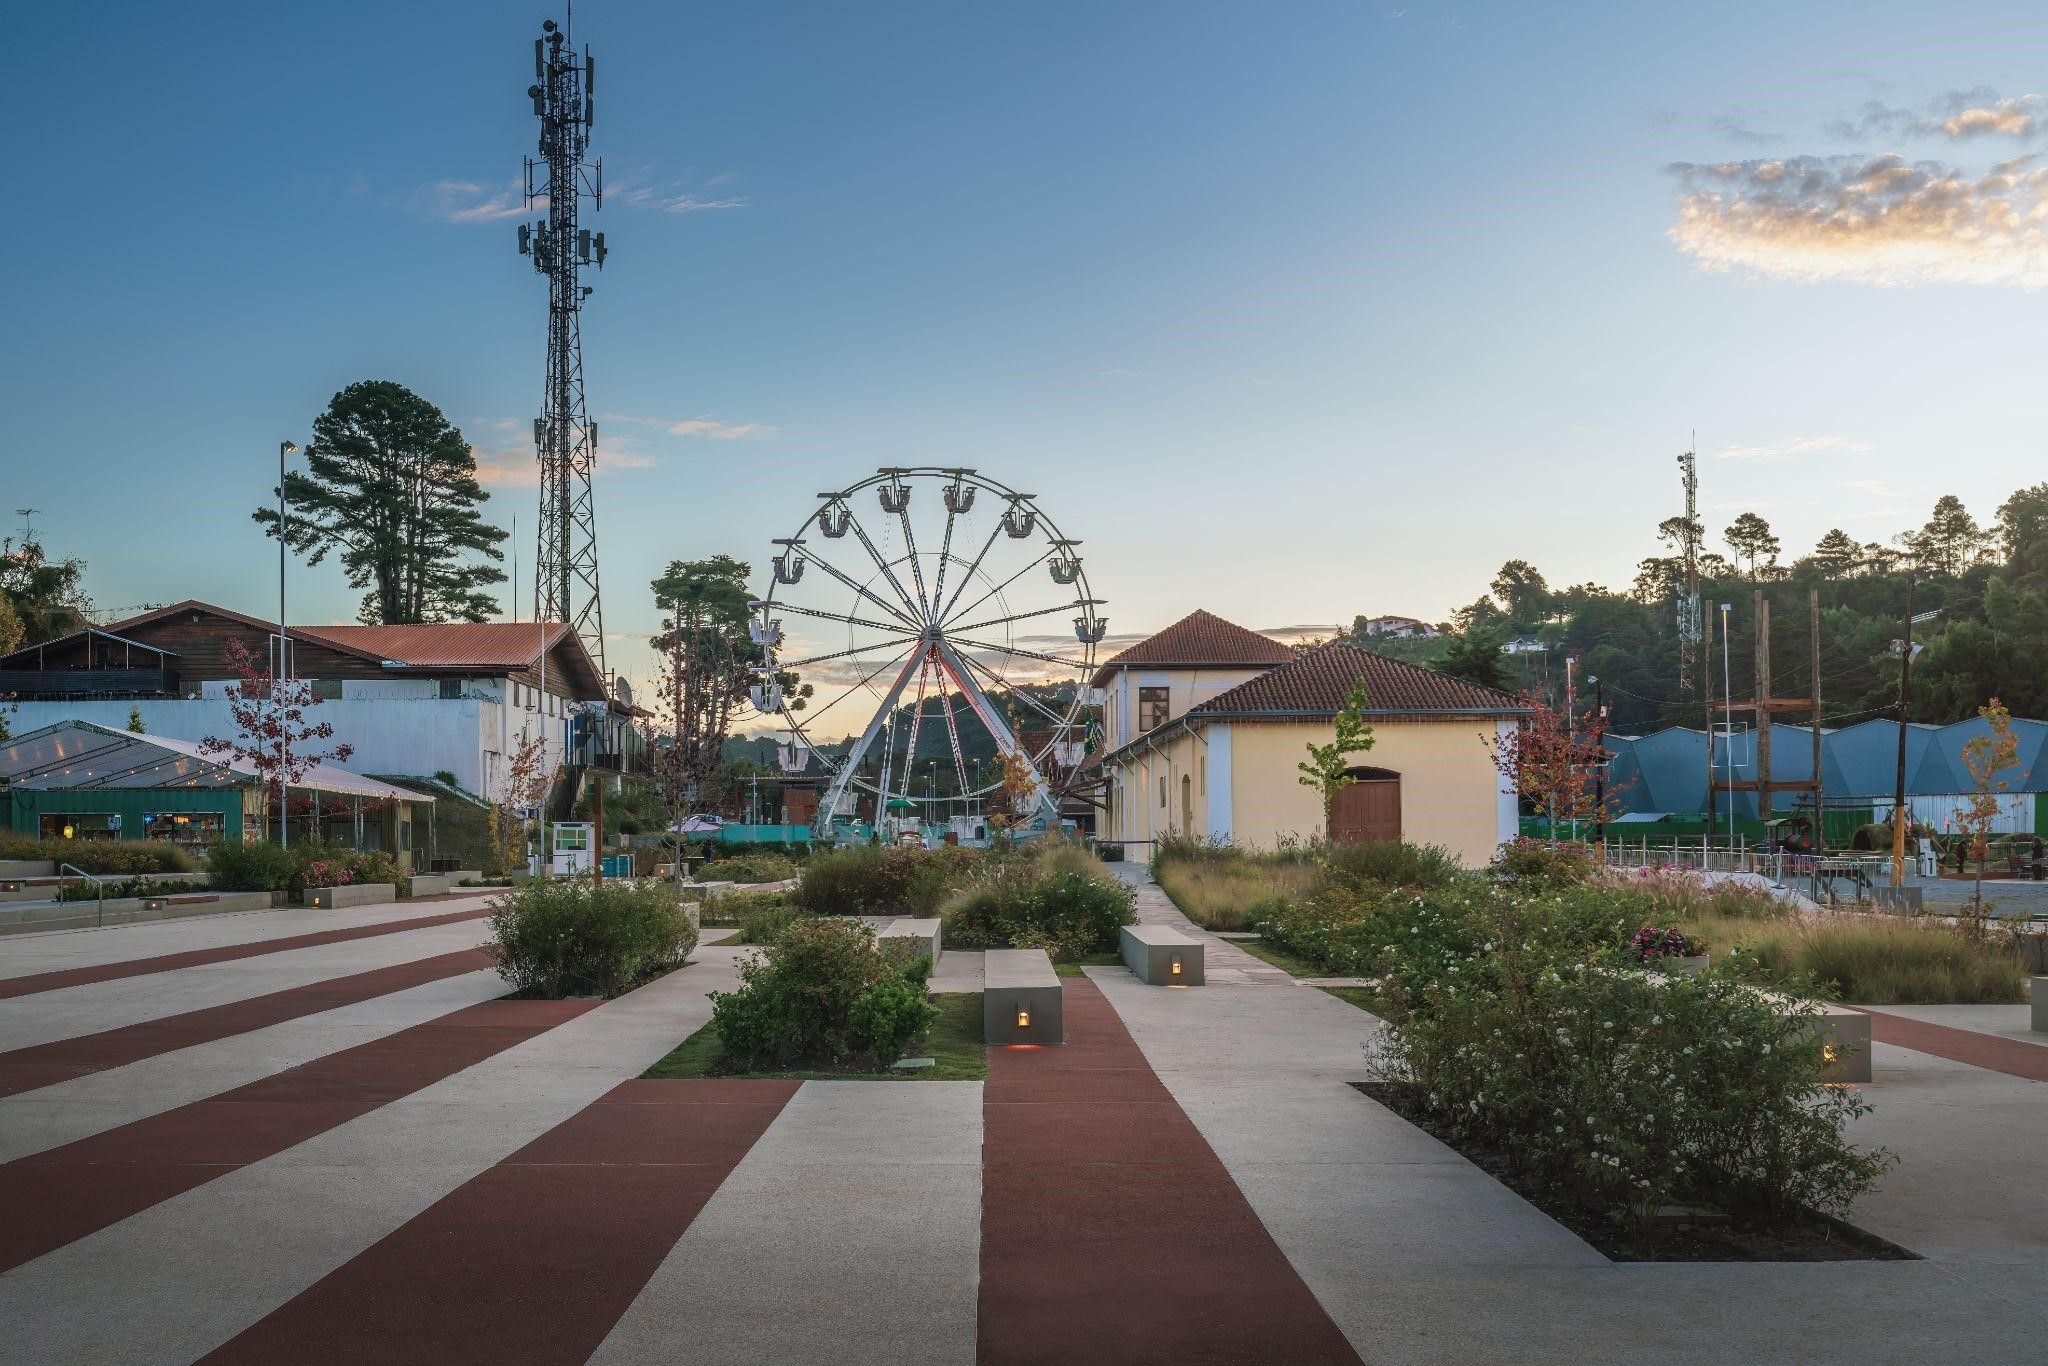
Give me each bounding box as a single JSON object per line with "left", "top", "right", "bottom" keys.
{"left": 57, "top": 875, "right": 197, "bottom": 902}
{"left": 1369, "top": 897, "right": 1891, "bottom": 1245}
{"left": 705, "top": 851, "right": 800, "bottom": 884}
{"left": 733, "top": 891, "right": 806, "bottom": 945}
{"left": 1492, "top": 837, "right": 1597, "bottom": 888}
{"left": 794, "top": 843, "right": 980, "bottom": 915}
{"left": 1631, "top": 925, "right": 1704, "bottom": 960}
{"left": 710, "top": 916, "right": 933, "bottom": 1069}
{"left": 1151, "top": 837, "right": 1320, "bottom": 931}
{"left": 488, "top": 876, "right": 697, "bottom": 998}
{"left": 943, "top": 858, "right": 1136, "bottom": 959}
{"left": 1320, "top": 839, "right": 1461, "bottom": 890}
{"left": 206, "top": 839, "right": 298, "bottom": 892}
{"left": 0, "top": 834, "right": 197, "bottom": 875}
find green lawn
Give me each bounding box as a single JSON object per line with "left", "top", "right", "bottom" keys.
{"left": 1053, "top": 950, "right": 1124, "bottom": 977}
{"left": 641, "top": 990, "right": 988, "bottom": 1081}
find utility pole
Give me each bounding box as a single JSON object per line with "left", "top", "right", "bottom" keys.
{"left": 1720, "top": 602, "right": 1735, "bottom": 856}
{"left": 1593, "top": 676, "right": 1608, "bottom": 863}
{"left": 1753, "top": 589, "right": 1772, "bottom": 825}
{"left": 1811, "top": 587, "right": 1824, "bottom": 852}
{"left": 1891, "top": 576, "right": 1917, "bottom": 888}
{"left": 519, "top": 15, "right": 610, "bottom": 680}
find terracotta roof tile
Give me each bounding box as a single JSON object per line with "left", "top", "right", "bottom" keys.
{"left": 1091, "top": 609, "right": 1293, "bottom": 684}
{"left": 1191, "top": 643, "right": 1526, "bottom": 717}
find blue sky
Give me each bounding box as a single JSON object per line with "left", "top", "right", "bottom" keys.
{"left": 9, "top": 1, "right": 2048, "bottom": 705}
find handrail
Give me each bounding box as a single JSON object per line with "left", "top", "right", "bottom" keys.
{"left": 60, "top": 863, "right": 108, "bottom": 928}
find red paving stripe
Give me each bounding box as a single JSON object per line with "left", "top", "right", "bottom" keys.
{"left": 1858, "top": 1008, "right": 2048, "bottom": 1082}
{"left": 201, "top": 1077, "right": 801, "bottom": 1366}
{"left": 0, "top": 949, "right": 496, "bottom": 1098}
{"left": 0, "top": 905, "right": 496, "bottom": 1001}
{"left": 979, "top": 978, "right": 1362, "bottom": 1366}
{"left": 0, "top": 996, "right": 593, "bottom": 1273}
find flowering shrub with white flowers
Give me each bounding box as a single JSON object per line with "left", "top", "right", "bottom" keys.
{"left": 1364, "top": 893, "right": 1890, "bottom": 1243}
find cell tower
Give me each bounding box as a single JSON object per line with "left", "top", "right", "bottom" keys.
{"left": 518, "top": 15, "right": 609, "bottom": 679}
{"left": 1675, "top": 449, "right": 1703, "bottom": 692}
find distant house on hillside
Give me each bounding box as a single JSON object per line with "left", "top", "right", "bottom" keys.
{"left": 1355, "top": 614, "right": 1439, "bottom": 639}
{"left": 0, "top": 600, "right": 633, "bottom": 802}
{"left": 1501, "top": 634, "right": 1547, "bottom": 655}
{"left": 1093, "top": 610, "right": 1526, "bottom": 863}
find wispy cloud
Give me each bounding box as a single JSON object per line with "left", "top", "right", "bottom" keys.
{"left": 1713, "top": 435, "right": 1873, "bottom": 461}
{"left": 1712, "top": 113, "right": 1784, "bottom": 146}
{"left": 471, "top": 429, "right": 656, "bottom": 488}
{"left": 667, "top": 418, "right": 774, "bottom": 440}
{"left": 1667, "top": 153, "right": 2048, "bottom": 290}
{"left": 1840, "top": 478, "right": 1909, "bottom": 499}
{"left": 612, "top": 172, "right": 748, "bottom": 215}
{"left": 1828, "top": 88, "right": 2043, "bottom": 143}
{"left": 421, "top": 178, "right": 535, "bottom": 223}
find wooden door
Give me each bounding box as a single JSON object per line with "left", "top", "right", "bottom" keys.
{"left": 1330, "top": 773, "right": 1400, "bottom": 844}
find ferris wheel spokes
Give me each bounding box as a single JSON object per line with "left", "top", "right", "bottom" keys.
{"left": 773, "top": 631, "right": 924, "bottom": 673}
{"left": 942, "top": 547, "right": 1058, "bottom": 632}
{"left": 952, "top": 635, "right": 1092, "bottom": 670}
{"left": 948, "top": 597, "right": 1108, "bottom": 638}
{"left": 840, "top": 506, "right": 928, "bottom": 625}
{"left": 787, "top": 539, "right": 925, "bottom": 630}
{"left": 814, "top": 644, "right": 932, "bottom": 834}
{"left": 932, "top": 639, "right": 1054, "bottom": 822}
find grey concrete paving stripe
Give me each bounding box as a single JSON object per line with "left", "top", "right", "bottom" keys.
{"left": 979, "top": 977, "right": 1361, "bottom": 1365}
{"left": 0, "top": 952, "right": 734, "bottom": 1365}
{"left": 0, "top": 917, "right": 497, "bottom": 1054}
{"left": 0, "top": 970, "right": 508, "bottom": 1162}
{"left": 202, "top": 1078, "right": 801, "bottom": 1365}
{"left": 0, "top": 948, "right": 494, "bottom": 1097}
{"left": 0, "top": 995, "right": 594, "bottom": 1273}
{"left": 0, "top": 904, "right": 496, "bottom": 1000}
{"left": 593, "top": 1080, "right": 985, "bottom": 1366}
{"left": 1091, "top": 966, "right": 2048, "bottom": 1364}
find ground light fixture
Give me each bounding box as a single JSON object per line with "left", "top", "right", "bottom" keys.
{"left": 1170, "top": 954, "right": 1183, "bottom": 977}
{"left": 1015, "top": 1003, "right": 1030, "bottom": 1029}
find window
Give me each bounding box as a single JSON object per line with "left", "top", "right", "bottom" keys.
{"left": 312, "top": 679, "right": 343, "bottom": 701}
{"left": 439, "top": 678, "right": 465, "bottom": 700}
{"left": 144, "top": 811, "right": 226, "bottom": 851}
{"left": 1138, "top": 686, "right": 1170, "bottom": 734}
{"left": 1158, "top": 775, "right": 1167, "bottom": 808}
{"left": 1199, "top": 755, "right": 1206, "bottom": 796}
{"left": 41, "top": 813, "right": 119, "bottom": 841}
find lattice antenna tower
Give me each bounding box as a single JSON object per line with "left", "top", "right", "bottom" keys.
{"left": 1676, "top": 447, "right": 1703, "bottom": 693}
{"left": 517, "top": 15, "right": 609, "bottom": 679}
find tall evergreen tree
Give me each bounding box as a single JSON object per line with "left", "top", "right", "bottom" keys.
{"left": 1810, "top": 528, "right": 1861, "bottom": 577}
{"left": 254, "top": 381, "right": 507, "bottom": 624}
{"left": 1723, "top": 512, "right": 1781, "bottom": 578}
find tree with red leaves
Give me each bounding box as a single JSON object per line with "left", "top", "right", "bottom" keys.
{"left": 1487, "top": 690, "right": 1628, "bottom": 846}
{"left": 200, "top": 639, "right": 354, "bottom": 839}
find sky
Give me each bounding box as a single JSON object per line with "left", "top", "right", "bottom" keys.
{"left": 8, "top": 1, "right": 2048, "bottom": 717}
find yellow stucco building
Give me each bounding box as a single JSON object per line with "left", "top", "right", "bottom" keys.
{"left": 1094, "top": 611, "right": 1527, "bottom": 866}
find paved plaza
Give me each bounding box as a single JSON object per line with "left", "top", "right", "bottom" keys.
{"left": 0, "top": 879, "right": 2045, "bottom": 1364}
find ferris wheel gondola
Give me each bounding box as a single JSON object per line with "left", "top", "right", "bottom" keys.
{"left": 750, "top": 468, "right": 1105, "bottom": 838}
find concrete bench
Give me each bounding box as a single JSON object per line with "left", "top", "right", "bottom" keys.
{"left": 309, "top": 882, "right": 398, "bottom": 910}
{"left": 984, "top": 948, "right": 1062, "bottom": 1045}
{"left": 408, "top": 874, "right": 452, "bottom": 897}
{"left": 1121, "top": 924, "right": 1203, "bottom": 985}
{"left": 1755, "top": 989, "right": 1872, "bottom": 1084}
{"left": 878, "top": 917, "right": 942, "bottom": 967}
{"left": 2031, "top": 977, "right": 2048, "bottom": 1034}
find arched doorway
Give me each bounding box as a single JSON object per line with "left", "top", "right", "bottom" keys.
{"left": 1329, "top": 767, "right": 1400, "bottom": 844}
{"left": 1180, "top": 773, "right": 1194, "bottom": 834}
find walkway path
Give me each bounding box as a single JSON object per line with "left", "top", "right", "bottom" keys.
{"left": 1107, "top": 861, "right": 1294, "bottom": 985}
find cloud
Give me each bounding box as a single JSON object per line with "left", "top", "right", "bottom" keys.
{"left": 1667, "top": 153, "right": 2048, "bottom": 289}
{"left": 1827, "top": 88, "right": 2043, "bottom": 143}
{"left": 422, "top": 178, "right": 535, "bottom": 223}
{"left": 666, "top": 418, "right": 775, "bottom": 440}
{"left": 471, "top": 429, "right": 656, "bottom": 488}
{"left": 1712, "top": 435, "right": 1873, "bottom": 461}
{"left": 613, "top": 174, "right": 747, "bottom": 214}
{"left": 1712, "top": 113, "right": 1784, "bottom": 146}
{"left": 1840, "top": 478, "right": 1909, "bottom": 499}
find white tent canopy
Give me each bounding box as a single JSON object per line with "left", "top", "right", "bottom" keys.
{"left": 0, "top": 720, "right": 430, "bottom": 804}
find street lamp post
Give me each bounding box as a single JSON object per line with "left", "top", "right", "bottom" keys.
{"left": 278, "top": 440, "right": 299, "bottom": 850}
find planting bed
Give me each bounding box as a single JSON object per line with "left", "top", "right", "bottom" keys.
{"left": 1356, "top": 1081, "right": 1917, "bottom": 1263}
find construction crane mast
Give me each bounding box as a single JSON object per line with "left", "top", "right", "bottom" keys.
{"left": 518, "top": 15, "right": 609, "bottom": 679}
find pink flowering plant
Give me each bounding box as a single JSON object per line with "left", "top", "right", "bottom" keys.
{"left": 1630, "top": 925, "right": 1704, "bottom": 961}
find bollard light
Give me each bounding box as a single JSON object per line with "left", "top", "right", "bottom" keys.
{"left": 1170, "top": 954, "right": 1182, "bottom": 977}
{"left": 1016, "top": 1003, "right": 1031, "bottom": 1029}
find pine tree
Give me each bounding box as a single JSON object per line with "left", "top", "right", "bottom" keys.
{"left": 1810, "top": 528, "right": 1861, "bottom": 577}
{"left": 254, "top": 381, "right": 507, "bottom": 624}
{"left": 1723, "top": 512, "right": 1781, "bottom": 579}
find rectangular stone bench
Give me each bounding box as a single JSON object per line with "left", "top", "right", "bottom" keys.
{"left": 1121, "top": 924, "right": 1203, "bottom": 985}
{"left": 984, "top": 948, "right": 1062, "bottom": 1045}
{"left": 408, "top": 874, "right": 452, "bottom": 897}
{"left": 309, "top": 882, "right": 398, "bottom": 910}
{"left": 1755, "top": 989, "right": 1873, "bottom": 1084}
{"left": 878, "top": 916, "right": 942, "bottom": 967}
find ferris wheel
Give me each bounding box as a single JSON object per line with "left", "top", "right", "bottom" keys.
{"left": 749, "top": 467, "right": 1107, "bottom": 836}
